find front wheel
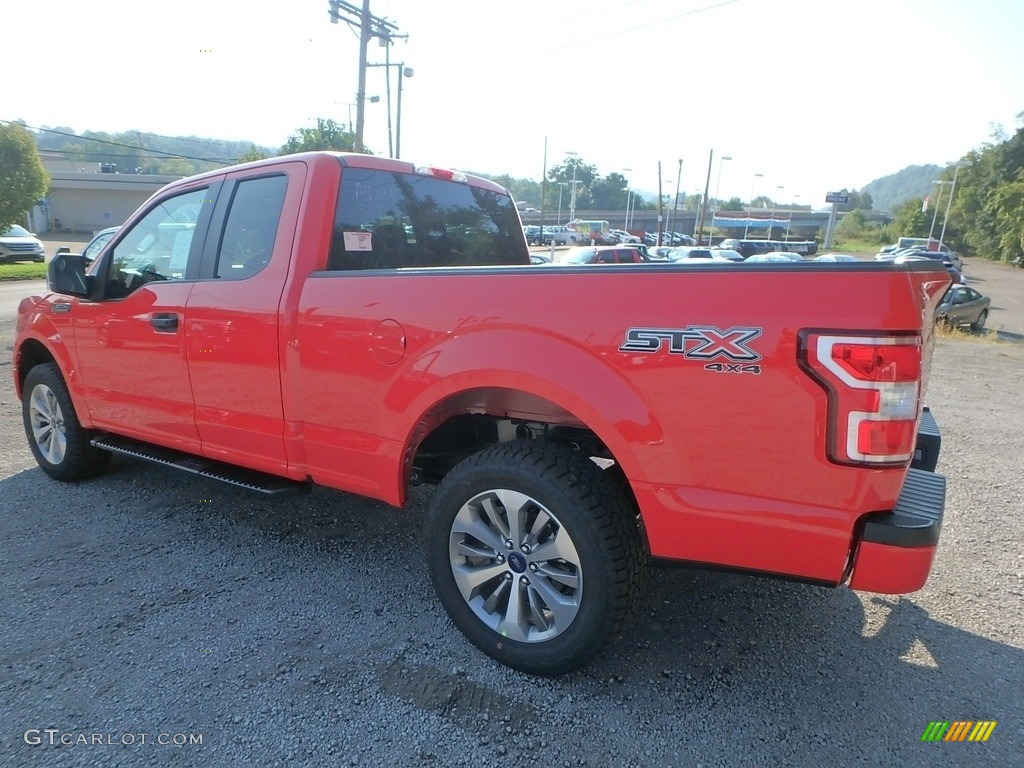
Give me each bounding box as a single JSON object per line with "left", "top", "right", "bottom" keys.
{"left": 426, "top": 440, "right": 643, "bottom": 675}
{"left": 971, "top": 309, "right": 988, "bottom": 331}
{"left": 22, "top": 363, "right": 109, "bottom": 481}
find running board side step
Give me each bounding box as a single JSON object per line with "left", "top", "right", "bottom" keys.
{"left": 91, "top": 434, "right": 311, "bottom": 498}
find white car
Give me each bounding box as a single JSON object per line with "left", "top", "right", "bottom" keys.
{"left": 0, "top": 225, "right": 45, "bottom": 263}
{"left": 608, "top": 228, "right": 641, "bottom": 244}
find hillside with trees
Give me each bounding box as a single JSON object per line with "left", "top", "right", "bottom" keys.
{"left": 33, "top": 126, "right": 273, "bottom": 176}
{"left": 860, "top": 164, "right": 943, "bottom": 214}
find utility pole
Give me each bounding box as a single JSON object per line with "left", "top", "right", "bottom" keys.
{"left": 355, "top": 0, "right": 371, "bottom": 152}
{"left": 657, "top": 161, "right": 664, "bottom": 246}
{"left": 328, "top": 0, "right": 403, "bottom": 154}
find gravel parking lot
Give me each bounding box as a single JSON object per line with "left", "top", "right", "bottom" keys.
{"left": 1, "top": 267, "right": 1022, "bottom": 767}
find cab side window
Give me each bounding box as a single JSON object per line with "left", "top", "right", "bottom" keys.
{"left": 215, "top": 175, "right": 288, "bottom": 280}
{"left": 107, "top": 187, "right": 210, "bottom": 298}
{"left": 327, "top": 167, "right": 526, "bottom": 270}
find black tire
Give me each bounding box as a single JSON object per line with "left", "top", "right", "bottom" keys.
{"left": 22, "top": 363, "right": 110, "bottom": 481}
{"left": 426, "top": 439, "right": 643, "bottom": 675}
{"left": 971, "top": 309, "right": 988, "bottom": 331}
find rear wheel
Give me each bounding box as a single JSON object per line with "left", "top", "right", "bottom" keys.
{"left": 22, "top": 363, "right": 109, "bottom": 481}
{"left": 426, "top": 440, "right": 643, "bottom": 675}
{"left": 971, "top": 309, "right": 988, "bottom": 331}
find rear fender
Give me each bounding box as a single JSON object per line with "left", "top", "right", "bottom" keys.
{"left": 391, "top": 329, "right": 664, "bottom": 500}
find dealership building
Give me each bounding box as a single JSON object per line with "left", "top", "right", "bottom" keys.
{"left": 28, "top": 154, "right": 180, "bottom": 235}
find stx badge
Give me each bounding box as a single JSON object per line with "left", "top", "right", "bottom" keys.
{"left": 619, "top": 325, "right": 763, "bottom": 374}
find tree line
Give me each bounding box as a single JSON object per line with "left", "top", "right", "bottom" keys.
{"left": 6, "top": 115, "right": 1023, "bottom": 263}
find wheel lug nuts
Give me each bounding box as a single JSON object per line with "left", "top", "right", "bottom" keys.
{"left": 529, "top": 563, "right": 538, "bottom": 572}
{"left": 521, "top": 545, "right": 531, "bottom": 554}
{"left": 496, "top": 555, "right": 505, "bottom": 564}
{"left": 520, "top": 577, "right": 530, "bottom": 585}
{"left": 505, "top": 540, "right": 514, "bottom": 550}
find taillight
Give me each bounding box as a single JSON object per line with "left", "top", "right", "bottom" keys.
{"left": 414, "top": 165, "right": 467, "bottom": 183}
{"left": 799, "top": 333, "right": 922, "bottom": 466}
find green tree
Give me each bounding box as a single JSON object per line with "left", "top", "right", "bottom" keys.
{"left": 721, "top": 197, "right": 744, "bottom": 211}
{"left": 0, "top": 121, "right": 50, "bottom": 230}
{"left": 548, "top": 157, "right": 598, "bottom": 213}
{"left": 238, "top": 144, "right": 270, "bottom": 163}
{"left": 590, "top": 172, "right": 628, "bottom": 210}
{"left": 885, "top": 198, "right": 929, "bottom": 240}
{"left": 280, "top": 118, "right": 360, "bottom": 155}
{"left": 835, "top": 208, "right": 867, "bottom": 240}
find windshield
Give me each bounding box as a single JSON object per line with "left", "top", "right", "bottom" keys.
{"left": 3, "top": 225, "right": 32, "bottom": 237}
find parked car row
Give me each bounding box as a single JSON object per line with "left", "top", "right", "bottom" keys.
{"left": 879, "top": 247, "right": 963, "bottom": 270}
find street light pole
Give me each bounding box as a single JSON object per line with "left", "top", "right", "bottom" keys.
{"left": 395, "top": 65, "right": 412, "bottom": 159}
{"left": 670, "top": 159, "right": 683, "bottom": 239}
{"left": 928, "top": 179, "right": 951, "bottom": 242}
{"left": 709, "top": 155, "right": 731, "bottom": 242}
{"left": 938, "top": 163, "right": 967, "bottom": 248}
{"left": 557, "top": 182, "right": 567, "bottom": 224}
{"left": 565, "top": 151, "right": 579, "bottom": 224}
{"left": 744, "top": 173, "right": 763, "bottom": 238}
{"left": 622, "top": 168, "right": 632, "bottom": 230}
{"left": 768, "top": 185, "right": 783, "bottom": 240}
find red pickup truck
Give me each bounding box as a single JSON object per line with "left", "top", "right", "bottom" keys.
{"left": 14, "top": 152, "right": 949, "bottom": 675}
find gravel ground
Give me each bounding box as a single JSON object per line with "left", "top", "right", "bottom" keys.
{"left": 1, "top": 315, "right": 1022, "bottom": 767}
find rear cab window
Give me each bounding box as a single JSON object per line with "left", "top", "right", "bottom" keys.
{"left": 327, "top": 167, "right": 529, "bottom": 270}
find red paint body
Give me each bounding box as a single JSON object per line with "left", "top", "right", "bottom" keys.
{"left": 14, "top": 152, "right": 950, "bottom": 593}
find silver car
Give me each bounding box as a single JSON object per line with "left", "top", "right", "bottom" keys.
{"left": 936, "top": 284, "right": 990, "bottom": 330}
{"left": 0, "top": 225, "right": 45, "bottom": 263}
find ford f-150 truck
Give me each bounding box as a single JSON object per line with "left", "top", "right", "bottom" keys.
{"left": 14, "top": 152, "right": 950, "bottom": 675}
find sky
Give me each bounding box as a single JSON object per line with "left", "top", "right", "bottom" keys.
{"left": 7, "top": 0, "right": 1024, "bottom": 208}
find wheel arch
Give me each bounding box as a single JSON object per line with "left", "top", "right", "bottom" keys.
{"left": 391, "top": 332, "right": 664, "bottom": 510}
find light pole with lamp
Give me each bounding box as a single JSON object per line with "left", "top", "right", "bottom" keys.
{"left": 768, "top": 185, "right": 783, "bottom": 240}
{"left": 785, "top": 194, "right": 800, "bottom": 239}
{"left": 709, "top": 155, "right": 731, "bottom": 241}
{"left": 669, "top": 160, "right": 683, "bottom": 239}
{"left": 744, "top": 173, "right": 763, "bottom": 238}
{"left": 621, "top": 168, "right": 632, "bottom": 231}
{"left": 367, "top": 62, "right": 413, "bottom": 158}
{"left": 565, "top": 151, "right": 580, "bottom": 224}
{"left": 557, "top": 182, "right": 568, "bottom": 224}
{"left": 938, "top": 162, "right": 969, "bottom": 248}
{"left": 928, "top": 179, "right": 952, "bottom": 242}
{"left": 394, "top": 65, "right": 413, "bottom": 159}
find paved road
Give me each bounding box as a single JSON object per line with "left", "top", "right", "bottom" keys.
{"left": 0, "top": 281, "right": 46, "bottom": 322}
{"left": 958, "top": 256, "right": 1024, "bottom": 340}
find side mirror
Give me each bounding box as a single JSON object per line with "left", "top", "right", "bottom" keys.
{"left": 47, "top": 253, "right": 92, "bottom": 297}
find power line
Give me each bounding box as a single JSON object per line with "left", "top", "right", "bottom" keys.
{"left": 3, "top": 120, "right": 238, "bottom": 166}
{"left": 550, "top": 0, "right": 740, "bottom": 51}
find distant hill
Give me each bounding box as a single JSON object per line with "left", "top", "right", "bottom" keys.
{"left": 860, "top": 164, "right": 943, "bottom": 214}
{"left": 34, "top": 125, "right": 274, "bottom": 177}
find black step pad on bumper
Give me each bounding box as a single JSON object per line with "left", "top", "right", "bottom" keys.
{"left": 912, "top": 406, "right": 941, "bottom": 473}
{"left": 91, "top": 434, "right": 311, "bottom": 498}
{"left": 861, "top": 468, "right": 946, "bottom": 548}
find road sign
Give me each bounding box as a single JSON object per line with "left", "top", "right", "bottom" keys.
{"left": 825, "top": 192, "right": 849, "bottom": 204}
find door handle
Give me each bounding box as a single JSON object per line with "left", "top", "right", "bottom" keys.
{"left": 150, "top": 313, "right": 179, "bottom": 332}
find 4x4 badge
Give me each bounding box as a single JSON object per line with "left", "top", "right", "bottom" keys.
{"left": 620, "top": 325, "right": 762, "bottom": 367}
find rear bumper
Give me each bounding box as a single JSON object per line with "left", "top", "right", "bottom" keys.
{"left": 848, "top": 409, "right": 945, "bottom": 594}
{"left": 847, "top": 465, "right": 946, "bottom": 594}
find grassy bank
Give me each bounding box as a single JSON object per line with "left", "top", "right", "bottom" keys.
{"left": 0, "top": 263, "right": 47, "bottom": 281}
